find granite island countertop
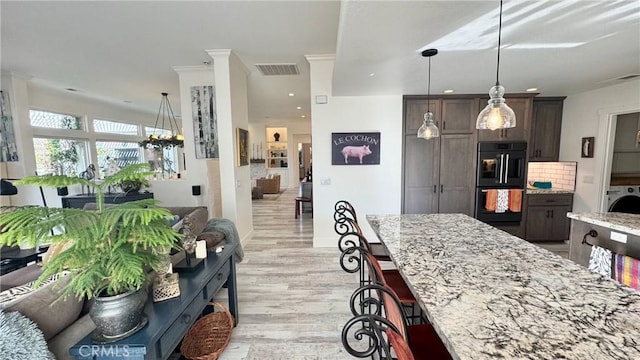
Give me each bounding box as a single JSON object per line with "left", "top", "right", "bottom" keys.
{"left": 367, "top": 213, "right": 640, "bottom": 360}
{"left": 567, "top": 212, "right": 640, "bottom": 236}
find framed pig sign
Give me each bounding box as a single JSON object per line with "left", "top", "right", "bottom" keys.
{"left": 332, "top": 132, "right": 381, "bottom": 165}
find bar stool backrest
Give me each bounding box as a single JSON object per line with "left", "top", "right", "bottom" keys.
{"left": 363, "top": 252, "right": 408, "bottom": 340}
{"left": 334, "top": 200, "right": 358, "bottom": 224}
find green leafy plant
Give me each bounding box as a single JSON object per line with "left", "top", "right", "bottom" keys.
{"left": 0, "top": 163, "right": 181, "bottom": 298}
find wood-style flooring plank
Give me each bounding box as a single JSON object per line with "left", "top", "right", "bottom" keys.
{"left": 216, "top": 188, "right": 358, "bottom": 360}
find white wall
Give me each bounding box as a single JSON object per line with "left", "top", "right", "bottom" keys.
{"left": 559, "top": 79, "right": 640, "bottom": 212}
{"left": 307, "top": 55, "right": 403, "bottom": 247}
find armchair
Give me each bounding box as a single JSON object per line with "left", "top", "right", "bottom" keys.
{"left": 256, "top": 175, "right": 281, "bottom": 194}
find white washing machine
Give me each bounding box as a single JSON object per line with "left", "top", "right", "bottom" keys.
{"left": 608, "top": 185, "right": 640, "bottom": 214}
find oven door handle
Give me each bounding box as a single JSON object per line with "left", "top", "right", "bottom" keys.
{"left": 498, "top": 154, "right": 505, "bottom": 183}
{"left": 504, "top": 154, "right": 510, "bottom": 184}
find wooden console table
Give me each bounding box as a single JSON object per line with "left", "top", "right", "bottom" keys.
{"left": 69, "top": 242, "right": 239, "bottom": 360}
{"left": 61, "top": 192, "right": 154, "bottom": 209}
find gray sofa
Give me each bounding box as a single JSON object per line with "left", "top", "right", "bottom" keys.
{"left": 0, "top": 206, "right": 210, "bottom": 360}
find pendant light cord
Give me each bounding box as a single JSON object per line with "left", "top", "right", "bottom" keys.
{"left": 496, "top": 0, "right": 503, "bottom": 86}
{"left": 427, "top": 56, "right": 431, "bottom": 113}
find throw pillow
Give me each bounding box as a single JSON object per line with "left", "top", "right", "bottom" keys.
{"left": 0, "top": 271, "right": 67, "bottom": 305}
{"left": 196, "top": 231, "right": 226, "bottom": 249}
{"left": 2, "top": 273, "right": 83, "bottom": 341}
{"left": 0, "top": 310, "right": 55, "bottom": 360}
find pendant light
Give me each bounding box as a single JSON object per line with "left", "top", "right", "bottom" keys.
{"left": 417, "top": 49, "right": 439, "bottom": 140}
{"left": 139, "top": 92, "right": 184, "bottom": 150}
{"left": 476, "top": 0, "right": 516, "bottom": 131}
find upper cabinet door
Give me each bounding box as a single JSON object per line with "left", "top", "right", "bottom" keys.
{"left": 478, "top": 96, "right": 533, "bottom": 142}
{"left": 441, "top": 99, "right": 477, "bottom": 134}
{"left": 530, "top": 98, "right": 564, "bottom": 161}
{"left": 404, "top": 98, "right": 441, "bottom": 134}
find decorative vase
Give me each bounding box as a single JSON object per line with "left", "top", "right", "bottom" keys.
{"left": 273, "top": 132, "right": 280, "bottom": 141}
{"left": 89, "top": 289, "right": 148, "bottom": 343}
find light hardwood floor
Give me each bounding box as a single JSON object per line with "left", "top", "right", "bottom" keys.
{"left": 217, "top": 188, "right": 358, "bottom": 360}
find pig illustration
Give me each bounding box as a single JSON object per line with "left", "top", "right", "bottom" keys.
{"left": 341, "top": 145, "right": 372, "bottom": 164}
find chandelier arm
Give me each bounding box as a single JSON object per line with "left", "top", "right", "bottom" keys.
{"left": 152, "top": 100, "right": 164, "bottom": 137}
{"left": 165, "top": 95, "right": 180, "bottom": 136}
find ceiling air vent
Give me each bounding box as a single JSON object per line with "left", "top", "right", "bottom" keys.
{"left": 255, "top": 63, "right": 299, "bottom": 76}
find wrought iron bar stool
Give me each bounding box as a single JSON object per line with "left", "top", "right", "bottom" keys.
{"left": 343, "top": 283, "right": 452, "bottom": 360}
{"left": 340, "top": 245, "right": 423, "bottom": 325}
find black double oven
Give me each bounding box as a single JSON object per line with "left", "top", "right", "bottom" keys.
{"left": 475, "top": 142, "right": 527, "bottom": 225}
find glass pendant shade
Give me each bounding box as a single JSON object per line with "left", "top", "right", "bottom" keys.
{"left": 476, "top": 84, "right": 516, "bottom": 130}
{"left": 417, "top": 111, "right": 439, "bottom": 140}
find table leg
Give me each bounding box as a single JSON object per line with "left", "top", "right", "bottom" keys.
{"left": 227, "top": 254, "right": 239, "bottom": 326}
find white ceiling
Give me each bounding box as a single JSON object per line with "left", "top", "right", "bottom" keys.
{"left": 2, "top": 1, "right": 639, "bottom": 123}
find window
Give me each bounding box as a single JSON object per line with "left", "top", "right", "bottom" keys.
{"left": 33, "top": 137, "right": 88, "bottom": 176}
{"left": 30, "top": 110, "right": 82, "bottom": 130}
{"left": 95, "top": 141, "right": 143, "bottom": 178}
{"left": 93, "top": 119, "right": 139, "bottom": 135}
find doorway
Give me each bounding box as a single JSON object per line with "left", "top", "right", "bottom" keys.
{"left": 598, "top": 109, "right": 640, "bottom": 211}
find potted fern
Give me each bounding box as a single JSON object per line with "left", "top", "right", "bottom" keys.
{"left": 0, "top": 163, "right": 181, "bottom": 342}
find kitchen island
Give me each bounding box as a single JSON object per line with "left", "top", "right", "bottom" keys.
{"left": 367, "top": 213, "right": 640, "bottom": 360}
{"left": 568, "top": 212, "right": 640, "bottom": 266}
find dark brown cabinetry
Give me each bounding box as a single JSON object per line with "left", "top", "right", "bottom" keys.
{"left": 529, "top": 97, "right": 565, "bottom": 161}
{"left": 477, "top": 96, "right": 534, "bottom": 142}
{"left": 525, "top": 193, "right": 573, "bottom": 241}
{"left": 403, "top": 96, "right": 476, "bottom": 215}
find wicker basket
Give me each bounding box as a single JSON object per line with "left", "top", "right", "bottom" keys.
{"left": 181, "top": 302, "right": 234, "bottom": 360}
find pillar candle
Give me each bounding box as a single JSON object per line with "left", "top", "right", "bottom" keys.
{"left": 195, "top": 240, "right": 207, "bottom": 259}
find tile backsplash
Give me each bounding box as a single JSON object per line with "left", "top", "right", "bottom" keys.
{"left": 527, "top": 162, "right": 577, "bottom": 191}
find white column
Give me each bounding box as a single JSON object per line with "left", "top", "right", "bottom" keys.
{"left": 206, "top": 50, "right": 253, "bottom": 241}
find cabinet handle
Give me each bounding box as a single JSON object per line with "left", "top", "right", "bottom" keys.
{"left": 443, "top": 121, "right": 446, "bottom": 130}
{"left": 546, "top": 210, "right": 551, "bottom": 218}
{"left": 217, "top": 272, "right": 224, "bottom": 280}
{"left": 440, "top": 184, "right": 443, "bottom": 193}
{"left": 550, "top": 210, "right": 554, "bottom": 218}
{"left": 181, "top": 313, "right": 193, "bottom": 324}
{"left": 433, "top": 185, "right": 437, "bottom": 193}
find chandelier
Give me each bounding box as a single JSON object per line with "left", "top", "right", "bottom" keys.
{"left": 139, "top": 92, "right": 184, "bottom": 149}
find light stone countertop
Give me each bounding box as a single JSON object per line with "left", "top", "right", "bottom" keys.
{"left": 567, "top": 212, "right": 640, "bottom": 236}
{"left": 366, "top": 213, "right": 640, "bottom": 360}
{"left": 526, "top": 188, "right": 574, "bottom": 194}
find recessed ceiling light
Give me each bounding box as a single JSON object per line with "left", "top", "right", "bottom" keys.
{"left": 443, "top": 89, "right": 455, "bottom": 94}
{"left": 526, "top": 87, "right": 539, "bottom": 92}
{"left": 369, "top": 73, "right": 375, "bottom": 77}
{"left": 301, "top": 115, "right": 306, "bottom": 118}
{"left": 288, "top": 93, "right": 295, "bottom": 97}
{"left": 296, "top": 106, "right": 302, "bottom": 110}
